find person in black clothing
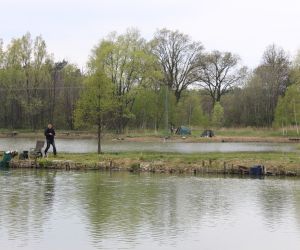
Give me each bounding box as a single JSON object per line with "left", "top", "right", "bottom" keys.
{"left": 44, "top": 123, "right": 57, "bottom": 156}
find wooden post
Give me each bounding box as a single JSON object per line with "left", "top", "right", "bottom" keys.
{"left": 109, "top": 159, "right": 113, "bottom": 176}
{"left": 208, "top": 159, "right": 212, "bottom": 173}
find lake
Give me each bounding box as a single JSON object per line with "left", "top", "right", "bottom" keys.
{"left": 0, "top": 170, "right": 300, "bottom": 250}
{"left": 0, "top": 137, "right": 297, "bottom": 153}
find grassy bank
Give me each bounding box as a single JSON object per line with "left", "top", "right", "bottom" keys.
{"left": 10, "top": 151, "right": 300, "bottom": 176}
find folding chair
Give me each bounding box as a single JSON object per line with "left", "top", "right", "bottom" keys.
{"left": 30, "top": 140, "right": 45, "bottom": 158}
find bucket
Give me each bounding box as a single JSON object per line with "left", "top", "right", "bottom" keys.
{"left": 250, "top": 165, "right": 264, "bottom": 176}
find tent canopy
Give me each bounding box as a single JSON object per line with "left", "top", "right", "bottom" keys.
{"left": 201, "top": 130, "right": 214, "bottom": 137}
{"left": 175, "top": 126, "right": 191, "bottom": 135}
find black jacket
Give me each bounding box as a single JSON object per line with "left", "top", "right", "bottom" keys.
{"left": 44, "top": 127, "right": 55, "bottom": 141}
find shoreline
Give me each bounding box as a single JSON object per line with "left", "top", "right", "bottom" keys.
{"left": 1, "top": 131, "right": 300, "bottom": 143}
{"left": 8, "top": 151, "right": 300, "bottom": 177}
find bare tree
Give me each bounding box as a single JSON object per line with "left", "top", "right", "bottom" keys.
{"left": 152, "top": 29, "right": 203, "bottom": 103}
{"left": 260, "top": 44, "right": 290, "bottom": 96}
{"left": 253, "top": 44, "right": 290, "bottom": 125}
{"left": 197, "top": 50, "right": 247, "bottom": 105}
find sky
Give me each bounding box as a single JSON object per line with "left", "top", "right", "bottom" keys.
{"left": 1, "top": 0, "right": 300, "bottom": 69}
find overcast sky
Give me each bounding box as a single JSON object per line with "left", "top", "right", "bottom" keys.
{"left": 1, "top": 0, "right": 300, "bottom": 69}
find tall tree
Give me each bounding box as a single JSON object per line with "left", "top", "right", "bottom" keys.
{"left": 90, "top": 29, "right": 158, "bottom": 133}
{"left": 57, "top": 64, "right": 83, "bottom": 129}
{"left": 197, "top": 50, "right": 247, "bottom": 105}
{"left": 152, "top": 28, "right": 203, "bottom": 103}
{"left": 261, "top": 44, "right": 290, "bottom": 95}
{"left": 274, "top": 56, "right": 300, "bottom": 132}
{"left": 22, "top": 34, "right": 51, "bottom": 130}
{"left": 274, "top": 84, "right": 300, "bottom": 134}
{"left": 4, "top": 36, "right": 26, "bottom": 128}
{"left": 250, "top": 44, "right": 290, "bottom": 126}
{"left": 74, "top": 70, "right": 114, "bottom": 153}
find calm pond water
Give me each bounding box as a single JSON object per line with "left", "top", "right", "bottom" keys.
{"left": 0, "top": 170, "right": 300, "bottom": 250}
{"left": 0, "top": 137, "right": 298, "bottom": 153}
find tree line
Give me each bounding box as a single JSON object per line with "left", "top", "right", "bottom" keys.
{"left": 1, "top": 29, "right": 299, "bottom": 136}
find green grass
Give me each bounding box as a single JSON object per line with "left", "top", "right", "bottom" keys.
{"left": 44, "top": 151, "right": 300, "bottom": 170}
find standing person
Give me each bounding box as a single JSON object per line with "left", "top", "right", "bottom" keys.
{"left": 44, "top": 123, "right": 57, "bottom": 157}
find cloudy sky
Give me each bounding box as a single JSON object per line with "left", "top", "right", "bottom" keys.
{"left": 1, "top": 0, "right": 300, "bottom": 69}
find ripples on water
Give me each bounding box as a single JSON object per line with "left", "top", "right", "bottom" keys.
{"left": 0, "top": 170, "right": 300, "bottom": 250}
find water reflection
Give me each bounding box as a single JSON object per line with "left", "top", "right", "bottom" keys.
{"left": 0, "top": 169, "right": 56, "bottom": 248}
{"left": 0, "top": 171, "right": 300, "bottom": 250}
{"left": 257, "top": 179, "right": 292, "bottom": 230}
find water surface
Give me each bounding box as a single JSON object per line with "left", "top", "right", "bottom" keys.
{"left": 0, "top": 170, "right": 300, "bottom": 250}
{"left": 0, "top": 137, "right": 297, "bottom": 153}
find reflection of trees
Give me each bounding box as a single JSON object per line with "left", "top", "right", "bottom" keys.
{"left": 78, "top": 173, "right": 237, "bottom": 247}
{"left": 77, "top": 172, "right": 163, "bottom": 242}
{"left": 291, "top": 181, "right": 300, "bottom": 231}
{"left": 257, "top": 179, "right": 292, "bottom": 230}
{"left": 0, "top": 169, "right": 56, "bottom": 242}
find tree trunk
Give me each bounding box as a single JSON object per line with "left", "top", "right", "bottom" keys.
{"left": 175, "top": 89, "right": 181, "bottom": 104}
{"left": 165, "top": 86, "right": 169, "bottom": 133}
{"left": 97, "top": 123, "right": 102, "bottom": 154}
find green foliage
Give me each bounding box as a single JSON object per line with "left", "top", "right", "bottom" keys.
{"left": 0, "top": 33, "right": 83, "bottom": 130}
{"left": 173, "top": 91, "right": 209, "bottom": 127}
{"left": 131, "top": 86, "right": 164, "bottom": 129}
{"left": 89, "top": 29, "right": 160, "bottom": 132}
{"left": 211, "top": 102, "right": 224, "bottom": 128}
{"left": 273, "top": 60, "right": 300, "bottom": 131}
{"left": 130, "top": 162, "right": 141, "bottom": 172}
{"left": 74, "top": 69, "right": 115, "bottom": 153}
{"left": 0, "top": 32, "right": 299, "bottom": 131}
{"left": 54, "top": 64, "right": 83, "bottom": 129}
{"left": 38, "top": 158, "right": 53, "bottom": 168}
{"left": 274, "top": 84, "right": 300, "bottom": 128}
{"left": 131, "top": 88, "right": 209, "bottom": 130}
{"left": 74, "top": 70, "right": 114, "bottom": 129}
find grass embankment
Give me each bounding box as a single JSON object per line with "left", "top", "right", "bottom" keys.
{"left": 16, "top": 151, "right": 299, "bottom": 175}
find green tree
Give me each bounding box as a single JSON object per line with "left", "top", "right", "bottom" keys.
{"left": 0, "top": 33, "right": 54, "bottom": 129}
{"left": 274, "top": 84, "right": 300, "bottom": 134}
{"left": 90, "top": 29, "right": 158, "bottom": 133}
{"left": 53, "top": 64, "right": 83, "bottom": 129}
{"left": 74, "top": 70, "right": 114, "bottom": 153}
{"left": 172, "top": 90, "right": 209, "bottom": 128}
